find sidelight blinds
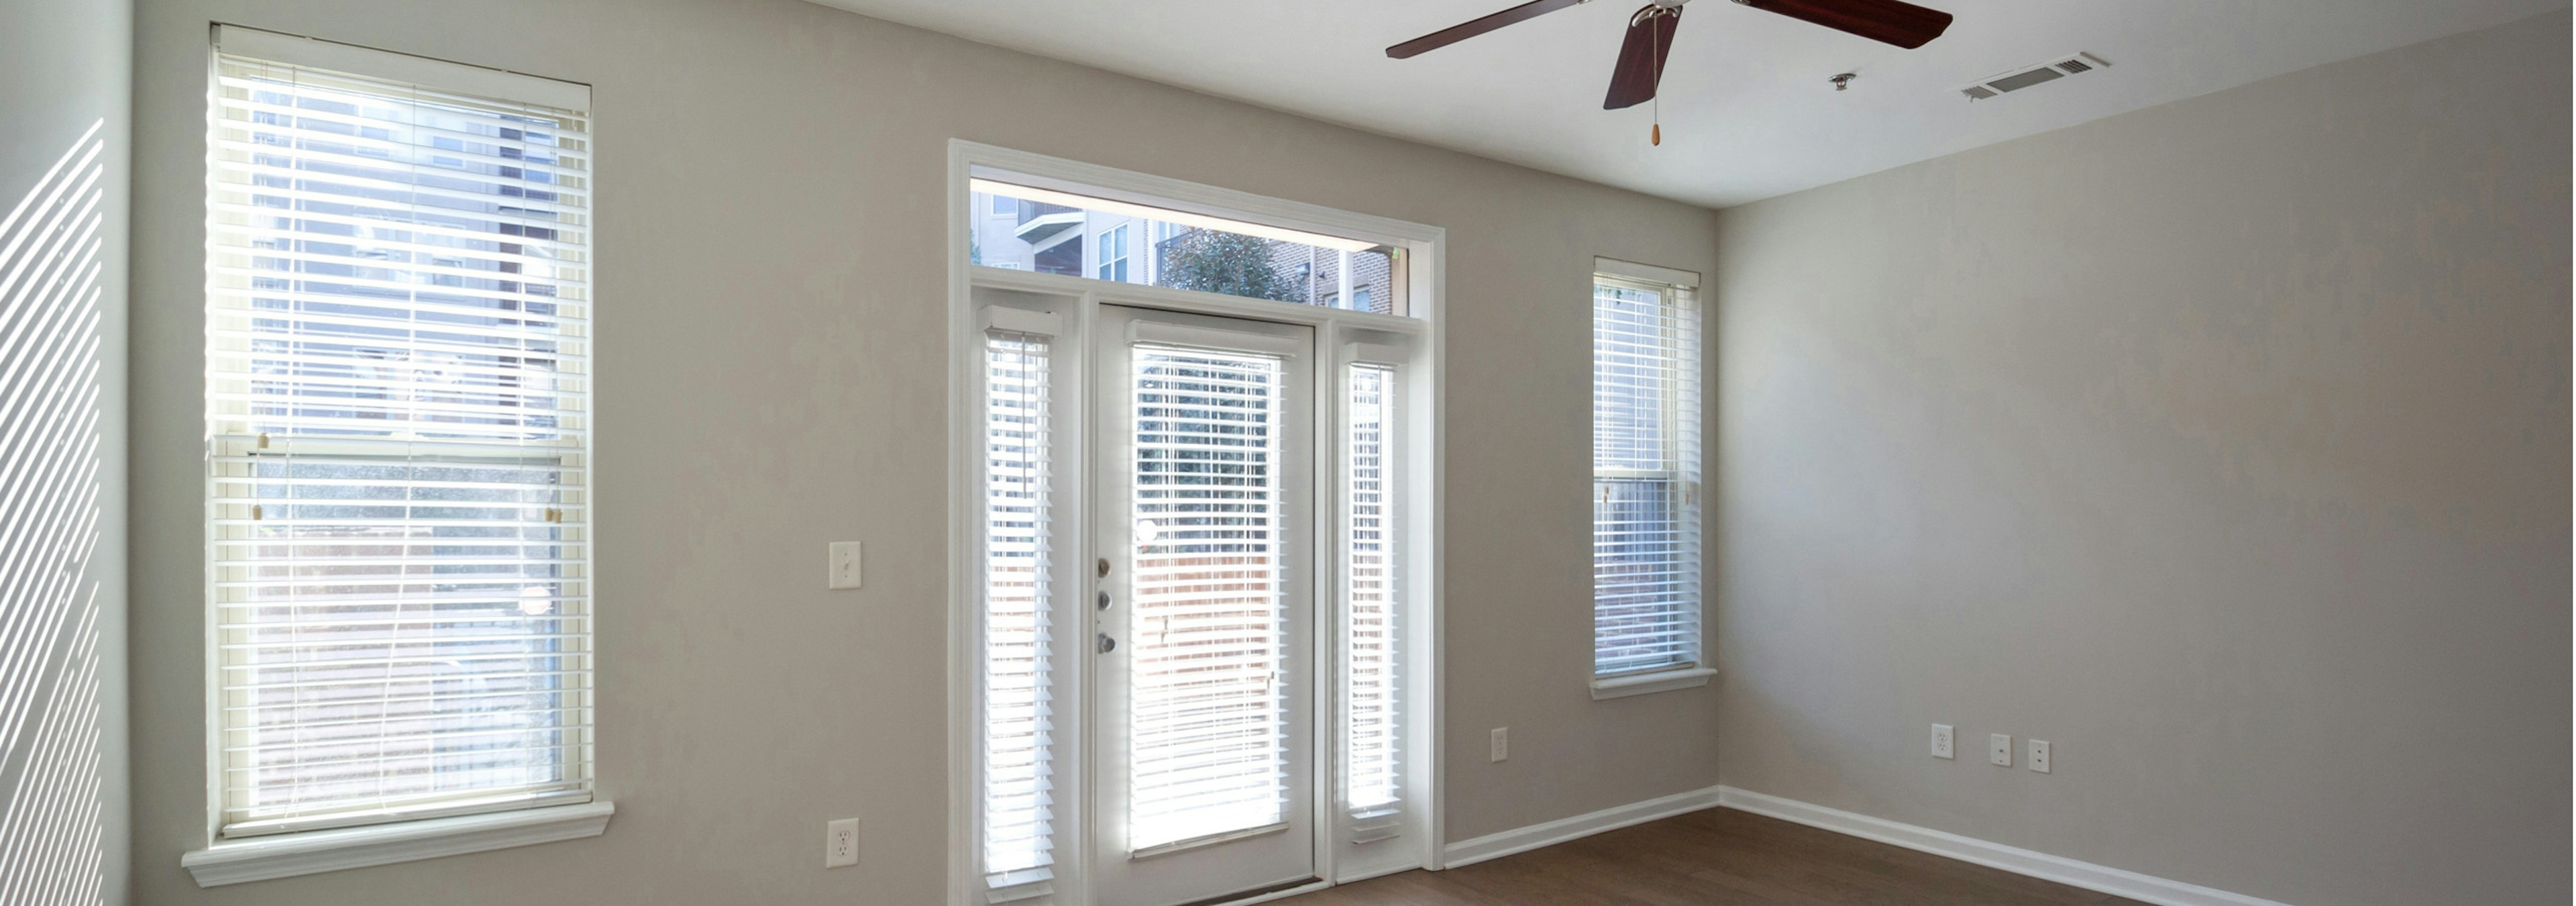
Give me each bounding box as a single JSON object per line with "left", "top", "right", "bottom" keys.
{"left": 1126, "top": 346, "right": 1291, "bottom": 854}
{"left": 981, "top": 329, "right": 1057, "bottom": 901}
{"left": 1592, "top": 279, "right": 1701, "bottom": 676}
{"left": 1342, "top": 364, "right": 1403, "bottom": 840}
{"left": 205, "top": 44, "right": 594, "bottom": 835}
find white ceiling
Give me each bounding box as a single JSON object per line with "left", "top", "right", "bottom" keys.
{"left": 806, "top": 0, "right": 2567, "bottom": 207}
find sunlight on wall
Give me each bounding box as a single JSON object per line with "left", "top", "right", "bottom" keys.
{"left": 0, "top": 118, "right": 110, "bottom": 906}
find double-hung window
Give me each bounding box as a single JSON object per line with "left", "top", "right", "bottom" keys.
{"left": 204, "top": 27, "right": 596, "bottom": 840}
{"left": 1590, "top": 263, "right": 1703, "bottom": 690}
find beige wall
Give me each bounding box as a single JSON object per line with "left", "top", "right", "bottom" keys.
{"left": 1, "top": 0, "right": 129, "bottom": 902}
{"left": 1713, "top": 13, "right": 2570, "bottom": 906}
{"left": 127, "top": 0, "right": 1722, "bottom": 902}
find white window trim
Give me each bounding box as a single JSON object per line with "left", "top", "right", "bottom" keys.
{"left": 1590, "top": 667, "right": 1715, "bottom": 700}
{"left": 1587, "top": 258, "right": 1705, "bottom": 700}
{"left": 195, "top": 25, "right": 608, "bottom": 878}
{"left": 181, "top": 801, "right": 614, "bottom": 887}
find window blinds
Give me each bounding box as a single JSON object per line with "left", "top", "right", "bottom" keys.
{"left": 1592, "top": 281, "right": 1700, "bottom": 676}
{"left": 1342, "top": 364, "right": 1402, "bottom": 841}
{"left": 207, "top": 49, "right": 592, "bottom": 835}
{"left": 981, "top": 331, "right": 1057, "bottom": 903}
{"left": 1126, "top": 346, "right": 1290, "bottom": 854}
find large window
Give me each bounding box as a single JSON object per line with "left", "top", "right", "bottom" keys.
{"left": 205, "top": 34, "right": 594, "bottom": 836}
{"left": 1591, "top": 273, "right": 1701, "bottom": 678}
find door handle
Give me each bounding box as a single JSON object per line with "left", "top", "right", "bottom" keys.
{"left": 1097, "top": 633, "right": 1117, "bottom": 654}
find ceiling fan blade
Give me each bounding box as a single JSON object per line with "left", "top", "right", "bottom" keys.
{"left": 1387, "top": 0, "right": 1589, "bottom": 58}
{"left": 1734, "top": 0, "right": 1952, "bottom": 48}
{"left": 1603, "top": 5, "right": 1680, "bottom": 110}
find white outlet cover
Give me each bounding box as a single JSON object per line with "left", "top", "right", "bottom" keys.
{"left": 1490, "top": 727, "right": 1508, "bottom": 762}
{"left": 828, "top": 542, "right": 862, "bottom": 590}
{"left": 2029, "top": 739, "right": 2051, "bottom": 774}
{"left": 826, "top": 817, "right": 859, "bottom": 868}
{"left": 1931, "top": 723, "right": 1954, "bottom": 759}
{"left": 1989, "top": 734, "right": 2013, "bottom": 766}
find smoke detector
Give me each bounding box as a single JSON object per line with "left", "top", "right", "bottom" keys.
{"left": 1957, "top": 52, "right": 2108, "bottom": 101}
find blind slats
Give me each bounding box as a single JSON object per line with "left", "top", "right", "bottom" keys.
{"left": 982, "top": 332, "right": 1057, "bottom": 896}
{"left": 209, "top": 51, "right": 594, "bottom": 837}
{"left": 1126, "top": 347, "right": 1291, "bottom": 853}
{"left": 1343, "top": 364, "right": 1403, "bottom": 836}
{"left": 1593, "top": 280, "right": 1701, "bottom": 676}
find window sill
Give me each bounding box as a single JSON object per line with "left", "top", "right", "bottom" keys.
{"left": 180, "top": 801, "right": 614, "bottom": 887}
{"left": 1590, "top": 667, "right": 1715, "bottom": 700}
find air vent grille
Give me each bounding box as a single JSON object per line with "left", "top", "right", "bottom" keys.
{"left": 1957, "top": 52, "right": 2108, "bottom": 101}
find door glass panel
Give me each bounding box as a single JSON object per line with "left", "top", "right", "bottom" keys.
{"left": 1126, "top": 345, "right": 1289, "bottom": 853}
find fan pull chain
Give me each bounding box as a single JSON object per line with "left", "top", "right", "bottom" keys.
{"left": 1650, "top": 13, "right": 1665, "bottom": 146}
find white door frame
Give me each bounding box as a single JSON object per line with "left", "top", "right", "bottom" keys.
{"left": 945, "top": 141, "right": 1446, "bottom": 906}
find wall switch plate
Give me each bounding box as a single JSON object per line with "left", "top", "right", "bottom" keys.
{"left": 1989, "top": 734, "right": 2013, "bottom": 766}
{"left": 828, "top": 542, "right": 862, "bottom": 590}
{"left": 826, "top": 818, "right": 859, "bottom": 868}
{"left": 1490, "top": 727, "right": 1509, "bottom": 762}
{"left": 1931, "top": 723, "right": 1954, "bottom": 759}
{"left": 2028, "top": 739, "right": 2050, "bottom": 773}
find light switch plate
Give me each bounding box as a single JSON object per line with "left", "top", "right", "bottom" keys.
{"left": 828, "top": 542, "right": 862, "bottom": 590}
{"left": 1931, "top": 723, "right": 1954, "bottom": 759}
{"left": 2028, "top": 739, "right": 2051, "bottom": 773}
{"left": 1490, "top": 727, "right": 1508, "bottom": 762}
{"left": 1989, "top": 733, "right": 2013, "bottom": 766}
{"left": 825, "top": 818, "right": 858, "bottom": 868}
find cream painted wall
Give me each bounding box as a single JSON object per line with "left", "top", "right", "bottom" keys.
{"left": 127, "top": 0, "right": 1722, "bottom": 901}
{"left": 1, "top": 0, "right": 129, "bottom": 903}
{"left": 1714, "top": 13, "right": 2569, "bottom": 906}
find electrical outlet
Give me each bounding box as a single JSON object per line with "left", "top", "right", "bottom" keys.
{"left": 828, "top": 542, "right": 863, "bottom": 590}
{"left": 1931, "top": 723, "right": 1954, "bottom": 759}
{"left": 1490, "top": 727, "right": 1509, "bottom": 762}
{"left": 1989, "top": 734, "right": 2012, "bottom": 767}
{"left": 2028, "top": 739, "right": 2050, "bottom": 774}
{"left": 826, "top": 818, "right": 859, "bottom": 868}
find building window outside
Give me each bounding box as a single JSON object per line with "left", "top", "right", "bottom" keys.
{"left": 1097, "top": 223, "right": 1129, "bottom": 283}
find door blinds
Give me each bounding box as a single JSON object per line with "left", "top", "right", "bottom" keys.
{"left": 1342, "top": 364, "right": 1402, "bottom": 841}
{"left": 981, "top": 330, "right": 1058, "bottom": 903}
{"left": 207, "top": 50, "right": 593, "bottom": 835}
{"left": 1126, "top": 346, "right": 1290, "bottom": 854}
{"left": 1591, "top": 280, "right": 1701, "bottom": 676}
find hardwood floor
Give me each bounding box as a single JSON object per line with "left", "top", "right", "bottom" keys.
{"left": 1281, "top": 807, "right": 2147, "bottom": 906}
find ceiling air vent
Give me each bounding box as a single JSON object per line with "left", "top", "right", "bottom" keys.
{"left": 1957, "top": 52, "right": 2108, "bottom": 101}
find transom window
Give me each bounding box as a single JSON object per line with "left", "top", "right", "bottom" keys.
{"left": 968, "top": 178, "right": 1411, "bottom": 316}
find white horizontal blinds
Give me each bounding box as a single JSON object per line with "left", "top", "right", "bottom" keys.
{"left": 1593, "top": 280, "right": 1701, "bottom": 676}
{"left": 1126, "top": 345, "right": 1290, "bottom": 852}
{"left": 981, "top": 330, "right": 1057, "bottom": 901}
{"left": 207, "top": 52, "right": 593, "bottom": 834}
{"left": 1342, "top": 364, "right": 1402, "bottom": 840}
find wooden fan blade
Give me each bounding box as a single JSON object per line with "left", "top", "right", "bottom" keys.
{"left": 1387, "top": 0, "right": 1589, "bottom": 58}
{"left": 1603, "top": 5, "right": 1680, "bottom": 110}
{"left": 1735, "top": 0, "right": 1952, "bottom": 48}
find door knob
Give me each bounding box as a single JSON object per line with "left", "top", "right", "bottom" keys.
{"left": 1097, "top": 590, "right": 1112, "bottom": 611}
{"left": 1097, "top": 633, "right": 1117, "bottom": 654}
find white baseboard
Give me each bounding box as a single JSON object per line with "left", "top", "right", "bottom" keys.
{"left": 1716, "top": 787, "right": 2290, "bottom": 906}
{"left": 1442, "top": 785, "right": 1723, "bottom": 867}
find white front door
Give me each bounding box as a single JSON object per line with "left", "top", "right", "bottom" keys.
{"left": 1089, "top": 304, "right": 1318, "bottom": 906}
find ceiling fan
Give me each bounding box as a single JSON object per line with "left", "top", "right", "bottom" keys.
{"left": 1387, "top": 0, "right": 1955, "bottom": 139}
